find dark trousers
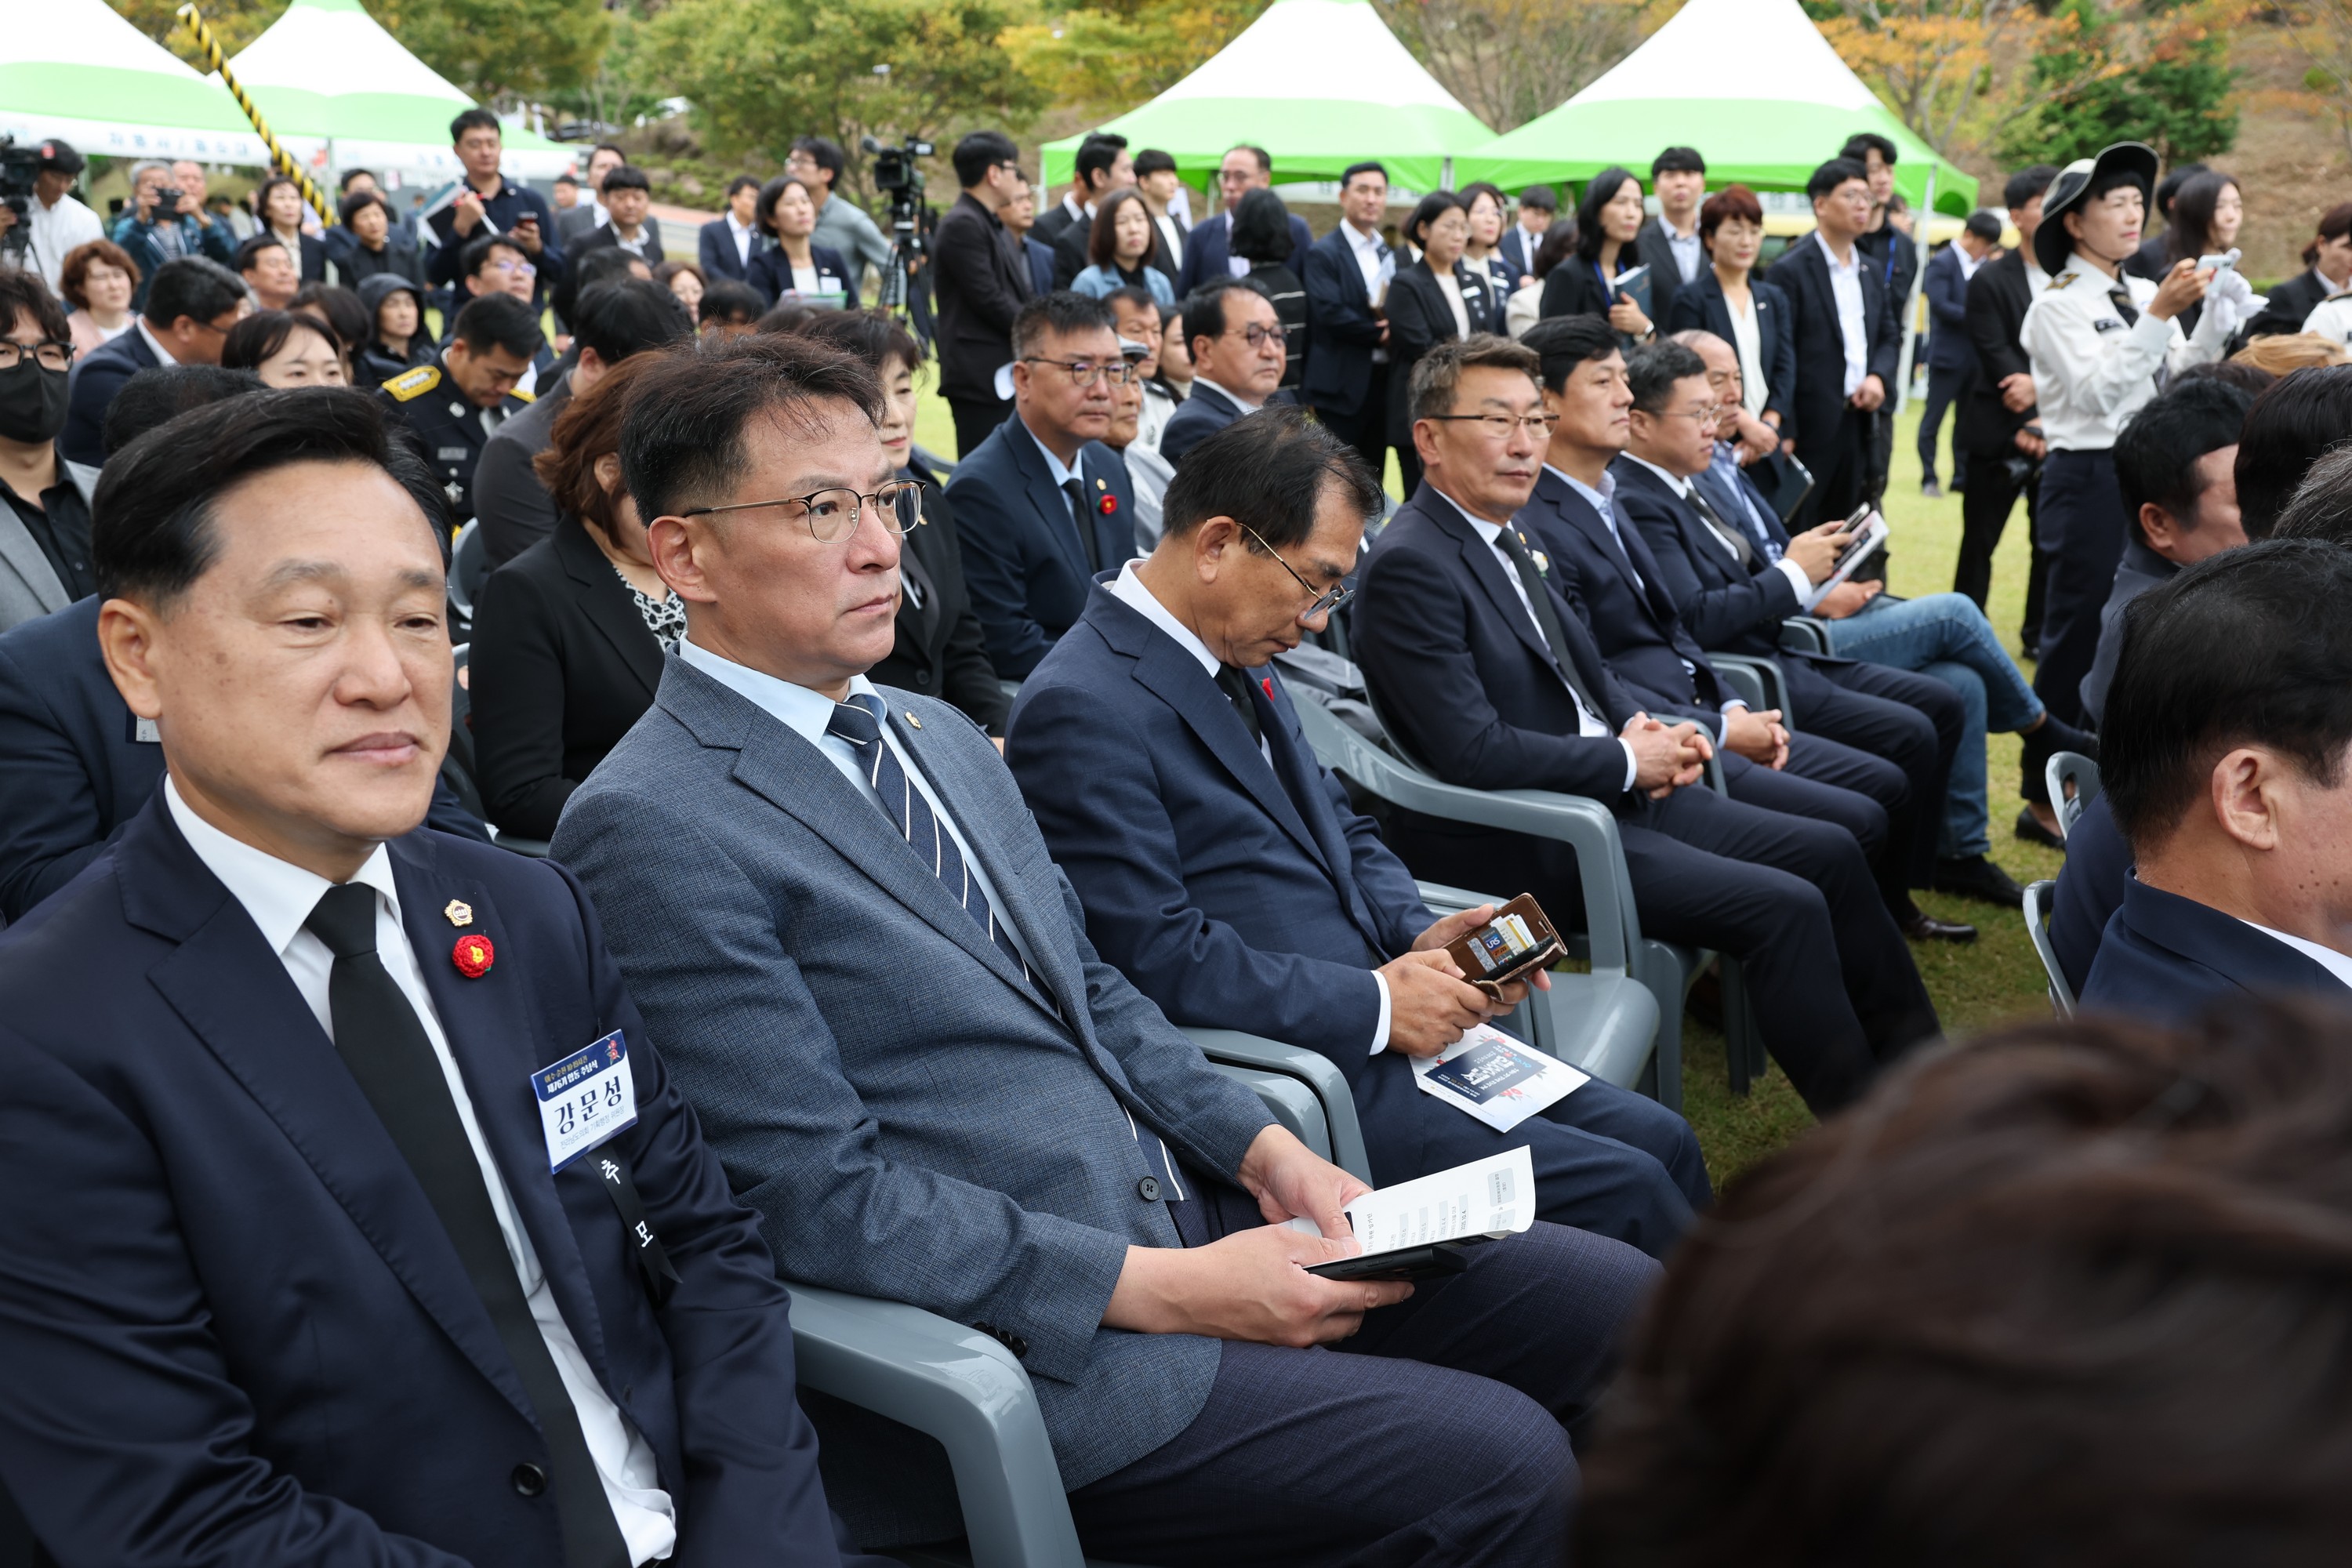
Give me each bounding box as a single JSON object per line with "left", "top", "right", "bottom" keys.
{"left": 946, "top": 394, "right": 1012, "bottom": 461}
{"left": 1781, "top": 657, "right": 1962, "bottom": 895}
{"left": 1955, "top": 448, "right": 2048, "bottom": 648}
{"left": 1314, "top": 368, "right": 1389, "bottom": 488}
{"left": 1069, "top": 1196, "right": 1658, "bottom": 1568}
{"left": 1916, "top": 364, "right": 1972, "bottom": 483}
{"left": 1791, "top": 405, "right": 1874, "bottom": 532}
{"left": 2030, "top": 448, "right": 2126, "bottom": 729}
{"left": 1388, "top": 785, "right": 1939, "bottom": 1116}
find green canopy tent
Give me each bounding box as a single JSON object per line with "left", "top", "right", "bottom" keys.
{"left": 225, "top": 0, "right": 574, "bottom": 183}
{"left": 0, "top": 0, "right": 270, "bottom": 168}
{"left": 1041, "top": 0, "right": 1494, "bottom": 192}
{"left": 1457, "top": 0, "right": 1975, "bottom": 216}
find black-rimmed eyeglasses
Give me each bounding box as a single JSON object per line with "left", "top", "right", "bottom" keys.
{"left": 0, "top": 342, "right": 72, "bottom": 373}
{"left": 1241, "top": 521, "right": 1353, "bottom": 619}
{"left": 680, "top": 478, "right": 927, "bottom": 543}
{"left": 1020, "top": 356, "right": 1137, "bottom": 387}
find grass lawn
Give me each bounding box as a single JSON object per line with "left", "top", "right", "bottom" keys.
{"left": 916, "top": 380, "right": 2062, "bottom": 1188}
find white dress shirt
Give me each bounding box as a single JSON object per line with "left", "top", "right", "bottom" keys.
{"left": 1213, "top": 211, "right": 1251, "bottom": 280}
{"left": 1431, "top": 490, "right": 1639, "bottom": 791}
{"left": 724, "top": 211, "right": 757, "bottom": 270}
{"left": 1620, "top": 452, "right": 1812, "bottom": 608}
{"left": 1192, "top": 376, "right": 1263, "bottom": 416}
{"left": 1432, "top": 268, "right": 1472, "bottom": 338}
{"left": 1661, "top": 221, "right": 1703, "bottom": 285}
{"left": 26, "top": 190, "right": 105, "bottom": 293}
{"left": 134, "top": 316, "right": 180, "bottom": 368}
{"left": 1153, "top": 211, "right": 1185, "bottom": 270}
{"left": 1343, "top": 220, "right": 1393, "bottom": 363}
{"left": 1105, "top": 564, "right": 1400, "bottom": 1057}
{"left": 162, "top": 782, "right": 677, "bottom": 1564}
{"left": 1813, "top": 231, "right": 1870, "bottom": 400}
{"left": 1725, "top": 290, "right": 1767, "bottom": 416}
{"left": 2241, "top": 919, "right": 2352, "bottom": 990}
{"left": 2022, "top": 250, "right": 2227, "bottom": 452}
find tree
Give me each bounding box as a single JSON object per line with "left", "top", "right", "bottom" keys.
{"left": 1815, "top": 0, "right": 2047, "bottom": 157}
{"left": 2287, "top": 0, "right": 2352, "bottom": 164}
{"left": 1994, "top": 0, "right": 2241, "bottom": 168}
{"left": 363, "top": 0, "right": 610, "bottom": 105}
{"left": 1004, "top": 0, "right": 1271, "bottom": 114}
{"left": 644, "top": 0, "right": 1046, "bottom": 201}
{"left": 1373, "top": 0, "right": 1658, "bottom": 135}
{"left": 110, "top": 0, "right": 285, "bottom": 69}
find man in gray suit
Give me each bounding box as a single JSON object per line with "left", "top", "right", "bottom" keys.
{"left": 554, "top": 334, "right": 1661, "bottom": 1567}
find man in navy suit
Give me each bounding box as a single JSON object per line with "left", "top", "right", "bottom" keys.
{"left": 946, "top": 292, "right": 1134, "bottom": 678}
{"left": 1497, "top": 187, "right": 1555, "bottom": 289}
{"left": 59, "top": 256, "right": 245, "bottom": 468}
{"left": 1007, "top": 408, "right": 1708, "bottom": 1258}
{"left": 1160, "top": 278, "right": 1293, "bottom": 465}
{"left": 1349, "top": 335, "right": 1938, "bottom": 1116}
{"left": 1763, "top": 158, "right": 1898, "bottom": 528}
{"left": 2082, "top": 540, "right": 2352, "bottom": 1019}
{"left": 1175, "top": 144, "right": 1313, "bottom": 297}
{"left": 1607, "top": 339, "right": 1972, "bottom": 941}
{"left": 698, "top": 174, "right": 768, "bottom": 285}
{"left": 1302, "top": 162, "right": 1396, "bottom": 482}
{"left": 0, "top": 386, "right": 861, "bottom": 1564}
{"left": 1917, "top": 212, "right": 1999, "bottom": 497}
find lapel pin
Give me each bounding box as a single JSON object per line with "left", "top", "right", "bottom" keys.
{"left": 1095, "top": 477, "right": 1108, "bottom": 490}
{"left": 1261, "top": 676, "right": 1276, "bottom": 701}
{"left": 1099, "top": 493, "right": 1120, "bottom": 515}
{"left": 444, "top": 898, "right": 474, "bottom": 927}
{"left": 906, "top": 711, "right": 924, "bottom": 728}
{"left": 452, "top": 933, "right": 495, "bottom": 978}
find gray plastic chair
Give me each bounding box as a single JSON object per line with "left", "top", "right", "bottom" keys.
{"left": 2023, "top": 879, "right": 2075, "bottom": 1018}
{"left": 1777, "top": 615, "right": 1835, "bottom": 656}
{"left": 1705, "top": 652, "right": 1791, "bottom": 724}
{"left": 446, "top": 517, "right": 488, "bottom": 641}
{"left": 790, "top": 1031, "right": 1362, "bottom": 1568}
{"left": 2045, "top": 751, "right": 2101, "bottom": 842}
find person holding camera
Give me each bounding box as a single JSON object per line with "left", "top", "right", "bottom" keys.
{"left": 107, "top": 161, "right": 237, "bottom": 310}
{"left": 0, "top": 140, "right": 104, "bottom": 296}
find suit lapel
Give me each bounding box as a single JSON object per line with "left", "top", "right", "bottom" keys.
{"left": 557, "top": 518, "right": 664, "bottom": 698}
{"left": 1010, "top": 424, "right": 1090, "bottom": 581}
{"left": 1258, "top": 670, "right": 1392, "bottom": 953}
{"left": 1137, "top": 632, "right": 1334, "bottom": 876}
{"left": 1425, "top": 495, "right": 1568, "bottom": 679}
{"left": 0, "top": 511, "right": 67, "bottom": 614}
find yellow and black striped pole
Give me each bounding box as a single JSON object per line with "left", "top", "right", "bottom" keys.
{"left": 174, "top": 2, "right": 336, "bottom": 227}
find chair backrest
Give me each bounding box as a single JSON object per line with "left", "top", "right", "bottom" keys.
{"left": 2046, "top": 750, "right": 2102, "bottom": 842}
{"left": 2022, "top": 879, "right": 2076, "bottom": 1019}
{"left": 448, "top": 518, "right": 488, "bottom": 625}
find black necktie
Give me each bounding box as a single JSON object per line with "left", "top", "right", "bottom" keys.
{"left": 1215, "top": 664, "right": 1264, "bottom": 746}
{"left": 2108, "top": 285, "right": 2141, "bottom": 327}
{"left": 305, "top": 884, "right": 630, "bottom": 1568}
{"left": 1062, "top": 477, "right": 1102, "bottom": 573}
{"left": 1493, "top": 525, "right": 1607, "bottom": 724}
{"left": 1685, "top": 485, "right": 1755, "bottom": 569}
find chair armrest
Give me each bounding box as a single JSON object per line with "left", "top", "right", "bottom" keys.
{"left": 492, "top": 832, "right": 552, "bottom": 858}
{"left": 1779, "top": 616, "right": 1831, "bottom": 655}
{"left": 787, "top": 1283, "right": 1085, "bottom": 1568}
{"left": 1413, "top": 880, "right": 1494, "bottom": 916}
{"left": 1183, "top": 1025, "right": 1372, "bottom": 1184}
{"left": 2021, "top": 879, "right": 2075, "bottom": 1019}
{"left": 1705, "top": 655, "right": 1774, "bottom": 715}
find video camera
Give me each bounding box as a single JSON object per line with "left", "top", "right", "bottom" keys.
{"left": 0, "top": 137, "right": 44, "bottom": 257}
{"left": 859, "top": 134, "right": 935, "bottom": 313}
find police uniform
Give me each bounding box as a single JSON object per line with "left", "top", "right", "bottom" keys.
{"left": 379, "top": 360, "right": 532, "bottom": 524}
{"left": 2302, "top": 292, "right": 2352, "bottom": 343}
{"left": 2018, "top": 144, "right": 2227, "bottom": 728}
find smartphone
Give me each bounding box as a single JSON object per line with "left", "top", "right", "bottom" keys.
{"left": 1307, "top": 1241, "right": 1481, "bottom": 1283}
{"left": 1444, "top": 893, "right": 1563, "bottom": 1000}
{"left": 2196, "top": 249, "right": 2239, "bottom": 273}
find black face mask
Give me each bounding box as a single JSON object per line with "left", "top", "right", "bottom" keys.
{"left": 0, "top": 359, "right": 69, "bottom": 446}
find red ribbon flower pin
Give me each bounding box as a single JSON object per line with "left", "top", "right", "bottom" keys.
{"left": 1098, "top": 493, "right": 1119, "bottom": 516}
{"left": 452, "top": 932, "right": 495, "bottom": 978}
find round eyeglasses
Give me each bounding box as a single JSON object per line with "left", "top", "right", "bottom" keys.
{"left": 679, "top": 478, "right": 927, "bottom": 542}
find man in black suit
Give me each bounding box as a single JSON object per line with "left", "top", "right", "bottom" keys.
{"left": 931, "top": 132, "right": 1035, "bottom": 458}
{"left": 2234, "top": 202, "right": 2352, "bottom": 343}
{"left": 1637, "top": 147, "right": 1708, "bottom": 329}
{"left": 1004, "top": 182, "right": 1059, "bottom": 299}
{"left": 1133, "top": 147, "right": 1189, "bottom": 283}
{"left": 2082, "top": 540, "right": 2352, "bottom": 1019}
{"left": 1161, "top": 279, "right": 1290, "bottom": 465}
{"left": 426, "top": 110, "right": 563, "bottom": 303}
{"left": 1918, "top": 210, "right": 2001, "bottom": 497}
{"left": 1302, "top": 161, "right": 1396, "bottom": 481}
{"left": 946, "top": 292, "right": 1135, "bottom": 677}
{"left": 567, "top": 165, "right": 664, "bottom": 266}
{"left": 1349, "top": 334, "right": 1939, "bottom": 1115}
{"left": 1175, "top": 145, "right": 1313, "bottom": 297}
{"left": 1047, "top": 134, "right": 1135, "bottom": 289}
{"left": 1766, "top": 158, "right": 1897, "bottom": 528}
{"left": 1497, "top": 186, "right": 1556, "bottom": 289}
{"left": 1954, "top": 166, "right": 2058, "bottom": 642}
{"left": 699, "top": 176, "right": 768, "bottom": 285}
{"left": 59, "top": 256, "right": 244, "bottom": 468}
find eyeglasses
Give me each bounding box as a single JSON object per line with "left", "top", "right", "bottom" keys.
{"left": 1021, "top": 356, "right": 1136, "bottom": 387}
{"left": 1657, "top": 403, "right": 1726, "bottom": 426}
{"left": 681, "top": 478, "right": 927, "bottom": 542}
{"left": 0, "top": 341, "right": 72, "bottom": 373}
{"left": 483, "top": 256, "right": 537, "bottom": 277}
{"left": 1223, "top": 324, "right": 1284, "bottom": 350}
{"left": 1240, "top": 521, "right": 1354, "bottom": 619}
{"left": 1425, "top": 412, "right": 1556, "bottom": 439}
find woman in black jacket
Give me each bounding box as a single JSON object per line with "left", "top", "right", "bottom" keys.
{"left": 353, "top": 274, "right": 436, "bottom": 388}
{"left": 746, "top": 176, "right": 860, "bottom": 311}
{"left": 1538, "top": 165, "right": 1656, "bottom": 345}
{"left": 1664, "top": 183, "right": 1796, "bottom": 445}
{"left": 469, "top": 353, "right": 679, "bottom": 840}
{"left": 1232, "top": 187, "right": 1308, "bottom": 390}
{"left": 328, "top": 191, "right": 423, "bottom": 289}
{"left": 1386, "top": 190, "right": 1499, "bottom": 495}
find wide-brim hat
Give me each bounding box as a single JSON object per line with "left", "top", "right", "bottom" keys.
{"left": 2034, "top": 141, "right": 2159, "bottom": 278}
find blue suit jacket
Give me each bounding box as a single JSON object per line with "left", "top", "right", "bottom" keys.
{"left": 697, "top": 217, "right": 764, "bottom": 283}
{"left": 2049, "top": 793, "right": 2129, "bottom": 999}
{"left": 0, "top": 597, "right": 486, "bottom": 924}
{"left": 1661, "top": 271, "right": 1795, "bottom": 427}
{"left": 61, "top": 325, "right": 158, "bottom": 468}
{"left": 0, "top": 800, "right": 844, "bottom": 1565}
{"left": 1352, "top": 485, "right": 1645, "bottom": 803}
{"left": 2081, "top": 875, "right": 2352, "bottom": 1022}
{"left": 946, "top": 416, "right": 1134, "bottom": 678}
{"left": 1301, "top": 225, "right": 1387, "bottom": 416}
{"left": 1174, "top": 209, "right": 1314, "bottom": 298}
{"left": 1023, "top": 236, "right": 1058, "bottom": 299}
{"left": 1158, "top": 378, "right": 1259, "bottom": 466}
{"left": 1610, "top": 456, "right": 1809, "bottom": 659}
{"left": 1922, "top": 245, "right": 1976, "bottom": 373}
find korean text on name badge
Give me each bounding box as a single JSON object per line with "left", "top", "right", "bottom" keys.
{"left": 532, "top": 1029, "right": 638, "bottom": 1173}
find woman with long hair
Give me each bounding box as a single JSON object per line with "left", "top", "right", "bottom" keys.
{"left": 1537, "top": 167, "right": 1654, "bottom": 343}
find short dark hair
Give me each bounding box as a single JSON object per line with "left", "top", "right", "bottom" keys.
{"left": 1458, "top": 181, "right": 1507, "bottom": 220}
{"left": 1575, "top": 169, "right": 1639, "bottom": 262}
{"left": 755, "top": 300, "right": 814, "bottom": 337}
{"left": 1160, "top": 405, "right": 1381, "bottom": 550}
{"left": 698, "top": 279, "right": 766, "bottom": 327}
{"left": 2004, "top": 163, "right": 2061, "bottom": 212}
{"left": 1624, "top": 339, "right": 1708, "bottom": 416}
{"left": 535, "top": 351, "right": 670, "bottom": 539}
{"left": 1340, "top": 161, "right": 1388, "bottom": 191}
{"left": 572, "top": 277, "right": 693, "bottom": 365}
{"left": 0, "top": 270, "right": 70, "bottom": 344}
{"left": 2154, "top": 160, "right": 2210, "bottom": 219}
{"left": 1964, "top": 209, "right": 2003, "bottom": 244}
{"left": 1179, "top": 277, "right": 1270, "bottom": 356}
{"left": 337, "top": 190, "right": 390, "bottom": 229}
{"left": 2234, "top": 365, "right": 2352, "bottom": 539}
{"left": 1518, "top": 184, "right": 1559, "bottom": 212}
{"left": 753, "top": 176, "right": 811, "bottom": 238}
{"left": 1698, "top": 183, "right": 1763, "bottom": 245}
{"left": 1229, "top": 188, "right": 1294, "bottom": 266}
{"left": 1579, "top": 996, "right": 2352, "bottom": 1566}
{"left": 458, "top": 231, "right": 525, "bottom": 281}
{"left": 1524, "top": 314, "right": 1624, "bottom": 394}
{"left": 555, "top": 246, "right": 645, "bottom": 324}
{"left": 1650, "top": 146, "right": 1705, "bottom": 177}
{"left": 726, "top": 173, "right": 763, "bottom": 200}
{"left": 2273, "top": 445, "right": 2352, "bottom": 546}
{"left": 233, "top": 233, "right": 287, "bottom": 275}
{"left": 1409, "top": 333, "right": 1540, "bottom": 423}
{"left": 953, "top": 130, "right": 1020, "bottom": 189}
{"left": 1074, "top": 132, "right": 1129, "bottom": 189}
{"left": 448, "top": 292, "right": 545, "bottom": 361}
{"left": 102, "top": 365, "right": 262, "bottom": 458}
{"left": 337, "top": 167, "right": 376, "bottom": 193}
{"left": 2176, "top": 358, "right": 2278, "bottom": 398}
{"left": 601, "top": 164, "right": 652, "bottom": 195}
{"left": 789, "top": 306, "right": 926, "bottom": 372}
{"left": 1807, "top": 157, "right": 1870, "bottom": 201}
{"left": 618, "top": 333, "right": 884, "bottom": 523}
{"left": 2113, "top": 378, "right": 2252, "bottom": 544}
{"left": 590, "top": 141, "right": 626, "bottom": 165}
{"left": 292, "top": 282, "right": 369, "bottom": 358}
{"left": 1012, "top": 290, "right": 1117, "bottom": 360}
{"left": 2104, "top": 539, "right": 2352, "bottom": 851}
{"left": 1103, "top": 284, "right": 1159, "bottom": 318}
{"left": 2304, "top": 201, "right": 2352, "bottom": 269}
{"left": 554, "top": 172, "right": 579, "bottom": 191}
{"left": 143, "top": 256, "right": 245, "bottom": 331}
{"left": 789, "top": 136, "right": 847, "bottom": 185}
{"left": 94, "top": 387, "right": 448, "bottom": 603}
{"left": 1228, "top": 144, "right": 1273, "bottom": 176}
{"left": 1087, "top": 187, "right": 1154, "bottom": 269}
{"left": 2085, "top": 162, "right": 2150, "bottom": 206}
{"left": 448, "top": 107, "right": 500, "bottom": 143}
{"left": 1532, "top": 225, "right": 1579, "bottom": 280}
{"left": 1839, "top": 131, "right": 1898, "bottom": 166}
{"left": 1405, "top": 190, "right": 1468, "bottom": 252}
{"left": 220, "top": 309, "right": 341, "bottom": 372}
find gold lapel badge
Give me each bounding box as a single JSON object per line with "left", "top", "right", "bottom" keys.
{"left": 444, "top": 898, "right": 474, "bottom": 927}
{"left": 906, "top": 712, "right": 924, "bottom": 728}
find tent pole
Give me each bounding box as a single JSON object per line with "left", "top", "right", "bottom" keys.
{"left": 175, "top": 2, "right": 336, "bottom": 227}
{"left": 1442, "top": 157, "right": 1454, "bottom": 190}
{"left": 1892, "top": 164, "right": 1934, "bottom": 416}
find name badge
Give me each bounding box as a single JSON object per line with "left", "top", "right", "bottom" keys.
{"left": 532, "top": 1029, "right": 638, "bottom": 1172}
{"left": 2092, "top": 318, "right": 2127, "bottom": 334}
{"left": 437, "top": 445, "right": 472, "bottom": 461}
{"left": 132, "top": 717, "right": 161, "bottom": 743}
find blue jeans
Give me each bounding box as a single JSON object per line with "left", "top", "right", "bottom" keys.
{"left": 1819, "top": 592, "right": 2042, "bottom": 859}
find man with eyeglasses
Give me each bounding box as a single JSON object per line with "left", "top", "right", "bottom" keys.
{"left": 947, "top": 292, "right": 1136, "bottom": 678}
{"left": 0, "top": 271, "right": 93, "bottom": 632}
{"left": 61, "top": 256, "right": 246, "bottom": 469}
{"left": 1350, "top": 334, "right": 1941, "bottom": 1117}
{"left": 932, "top": 130, "right": 1037, "bottom": 459}
{"left": 1175, "top": 144, "right": 1312, "bottom": 297}
{"left": 556, "top": 331, "right": 1656, "bottom": 1568}
{"left": 1009, "top": 401, "right": 1709, "bottom": 1258}
{"left": 1160, "top": 278, "right": 1291, "bottom": 466}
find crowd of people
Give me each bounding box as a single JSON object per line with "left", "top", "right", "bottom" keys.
{"left": 4, "top": 97, "right": 2352, "bottom": 1566}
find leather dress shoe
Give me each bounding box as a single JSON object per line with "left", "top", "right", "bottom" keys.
{"left": 1932, "top": 855, "right": 2027, "bottom": 906}
{"left": 1899, "top": 898, "right": 1977, "bottom": 943}
{"left": 2015, "top": 807, "right": 2067, "bottom": 851}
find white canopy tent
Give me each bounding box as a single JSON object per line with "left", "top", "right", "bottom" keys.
{"left": 0, "top": 0, "right": 270, "bottom": 167}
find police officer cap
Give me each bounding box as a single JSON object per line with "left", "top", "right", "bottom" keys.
{"left": 2034, "top": 141, "right": 2158, "bottom": 278}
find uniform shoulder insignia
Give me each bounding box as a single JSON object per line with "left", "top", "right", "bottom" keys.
{"left": 384, "top": 365, "right": 442, "bottom": 401}
{"left": 2046, "top": 270, "right": 2076, "bottom": 292}
{"left": 510, "top": 386, "right": 535, "bottom": 405}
